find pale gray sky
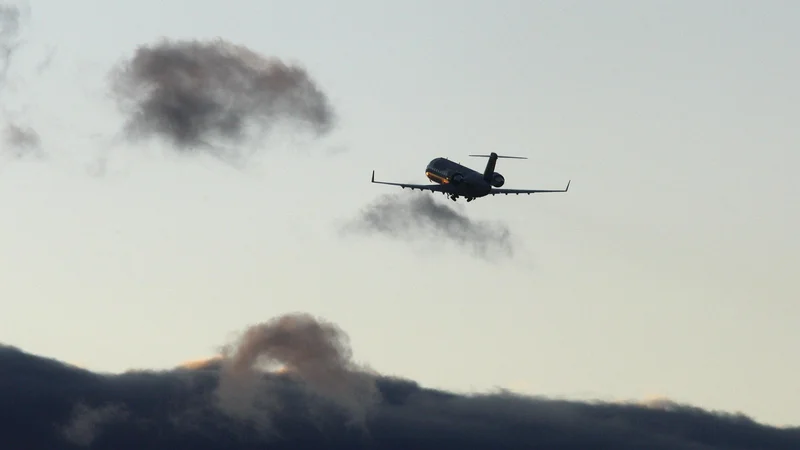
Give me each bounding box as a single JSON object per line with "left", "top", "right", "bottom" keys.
{"left": 1, "top": 0, "right": 798, "bottom": 427}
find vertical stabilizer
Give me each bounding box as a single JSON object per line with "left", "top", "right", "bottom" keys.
{"left": 468, "top": 152, "right": 528, "bottom": 182}
{"left": 482, "top": 152, "right": 499, "bottom": 182}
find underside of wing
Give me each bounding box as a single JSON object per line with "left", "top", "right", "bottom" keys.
{"left": 371, "top": 171, "right": 450, "bottom": 192}
{"left": 489, "top": 180, "right": 570, "bottom": 195}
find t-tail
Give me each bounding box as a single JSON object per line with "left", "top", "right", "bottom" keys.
{"left": 468, "top": 152, "right": 528, "bottom": 182}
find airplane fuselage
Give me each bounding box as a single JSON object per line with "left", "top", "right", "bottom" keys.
{"left": 424, "top": 157, "right": 498, "bottom": 201}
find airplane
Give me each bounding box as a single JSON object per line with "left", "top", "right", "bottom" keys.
{"left": 371, "top": 152, "right": 570, "bottom": 202}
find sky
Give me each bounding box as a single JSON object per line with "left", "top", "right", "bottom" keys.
{"left": 0, "top": 0, "right": 798, "bottom": 430}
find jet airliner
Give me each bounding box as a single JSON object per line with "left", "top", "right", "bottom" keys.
{"left": 371, "top": 152, "right": 570, "bottom": 202}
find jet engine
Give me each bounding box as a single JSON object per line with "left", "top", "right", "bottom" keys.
{"left": 491, "top": 172, "right": 505, "bottom": 187}
{"left": 450, "top": 172, "right": 464, "bottom": 184}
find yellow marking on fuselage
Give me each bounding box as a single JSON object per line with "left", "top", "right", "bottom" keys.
{"left": 425, "top": 171, "right": 449, "bottom": 184}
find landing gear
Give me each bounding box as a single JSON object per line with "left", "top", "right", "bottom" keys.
{"left": 446, "top": 194, "right": 475, "bottom": 202}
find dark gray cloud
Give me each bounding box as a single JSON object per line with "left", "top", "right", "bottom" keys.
{"left": 0, "top": 311, "right": 797, "bottom": 449}
{"left": 342, "top": 192, "right": 514, "bottom": 259}
{"left": 3, "top": 121, "right": 41, "bottom": 156}
{"left": 108, "top": 38, "right": 336, "bottom": 158}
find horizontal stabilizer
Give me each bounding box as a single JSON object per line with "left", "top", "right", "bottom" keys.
{"left": 468, "top": 154, "right": 527, "bottom": 160}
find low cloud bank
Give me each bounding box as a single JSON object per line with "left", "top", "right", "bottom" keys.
{"left": 1, "top": 312, "right": 797, "bottom": 449}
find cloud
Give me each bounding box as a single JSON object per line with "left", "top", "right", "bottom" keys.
{"left": 3, "top": 121, "right": 41, "bottom": 157}
{"left": 213, "top": 313, "right": 378, "bottom": 433}
{"left": 2, "top": 312, "right": 797, "bottom": 449}
{"left": 0, "top": 2, "right": 22, "bottom": 84}
{"left": 59, "top": 403, "right": 129, "bottom": 447}
{"left": 107, "top": 38, "right": 336, "bottom": 161}
{"left": 0, "top": 2, "right": 47, "bottom": 159}
{"left": 341, "top": 192, "right": 515, "bottom": 260}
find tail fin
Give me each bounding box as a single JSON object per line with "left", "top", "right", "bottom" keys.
{"left": 468, "top": 152, "right": 527, "bottom": 182}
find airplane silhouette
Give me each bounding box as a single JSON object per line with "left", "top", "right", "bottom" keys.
{"left": 372, "top": 152, "right": 570, "bottom": 202}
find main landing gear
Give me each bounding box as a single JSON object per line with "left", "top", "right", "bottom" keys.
{"left": 447, "top": 194, "right": 475, "bottom": 202}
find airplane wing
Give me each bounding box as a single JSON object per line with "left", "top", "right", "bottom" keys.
{"left": 488, "top": 180, "right": 570, "bottom": 195}
{"left": 371, "top": 170, "right": 450, "bottom": 192}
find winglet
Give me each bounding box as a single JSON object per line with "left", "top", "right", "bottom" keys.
{"left": 565, "top": 180, "right": 570, "bottom": 192}
{"left": 371, "top": 170, "right": 375, "bottom": 183}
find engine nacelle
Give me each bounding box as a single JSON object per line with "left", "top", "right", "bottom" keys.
{"left": 491, "top": 172, "right": 505, "bottom": 187}
{"left": 450, "top": 172, "right": 464, "bottom": 184}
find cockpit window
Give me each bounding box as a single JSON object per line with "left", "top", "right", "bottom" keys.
{"left": 432, "top": 159, "right": 448, "bottom": 170}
